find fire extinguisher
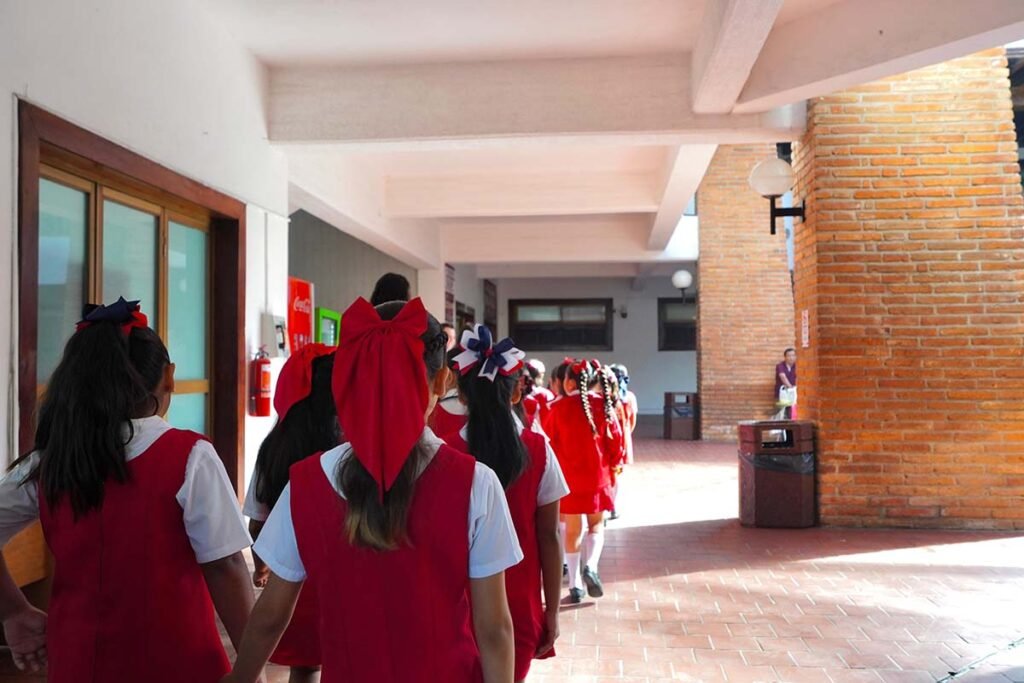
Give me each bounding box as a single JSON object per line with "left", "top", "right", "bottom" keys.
{"left": 250, "top": 346, "right": 272, "bottom": 417}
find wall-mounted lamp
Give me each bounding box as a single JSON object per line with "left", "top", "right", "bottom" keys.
{"left": 749, "top": 157, "right": 805, "bottom": 235}
{"left": 671, "top": 269, "right": 694, "bottom": 298}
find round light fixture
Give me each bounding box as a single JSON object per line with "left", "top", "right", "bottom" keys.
{"left": 671, "top": 269, "right": 694, "bottom": 290}
{"left": 749, "top": 157, "right": 795, "bottom": 198}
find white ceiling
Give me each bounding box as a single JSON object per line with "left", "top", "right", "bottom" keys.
{"left": 203, "top": 0, "right": 1024, "bottom": 278}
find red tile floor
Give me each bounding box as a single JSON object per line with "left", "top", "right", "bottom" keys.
{"left": 2, "top": 438, "right": 1023, "bottom": 682}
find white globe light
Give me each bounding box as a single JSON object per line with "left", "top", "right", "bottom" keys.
{"left": 749, "top": 157, "right": 795, "bottom": 198}
{"left": 671, "top": 270, "right": 694, "bottom": 290}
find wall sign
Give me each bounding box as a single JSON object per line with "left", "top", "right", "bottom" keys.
{"left": 288, "top": 276, "right": 315, "bottom": 352}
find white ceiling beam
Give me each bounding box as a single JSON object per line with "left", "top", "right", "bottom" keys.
{"left": 385, "top": 172, "right": 660, "bottom": 219}
{"left": 647, "top": 144, "right": 717, "bottom": 250}
{"left": 691, "top": 0, "right": 784, "bottom": 114}
{"left": 477, "top": 263, "right": 644, "bottom": 280}
{"left": 270, "top": 56, "right": 805, "bottom": 147}
{"left": 735, "top": 0, "right": 1024, "bottom": 113}
{"left": 442, "top": 215, "right": 698, "bottom": 265}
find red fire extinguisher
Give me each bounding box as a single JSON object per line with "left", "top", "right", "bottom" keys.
{"left": 250, "top": 346, "right": 272, "bottom": 417}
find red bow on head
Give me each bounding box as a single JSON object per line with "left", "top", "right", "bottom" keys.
{"left": 274, "top": 343, "right": 336, "bottom": 422}
{"left": 332, "top": 297, "right": 429, "bottom": 497}
{"left": 76, "top": 297, "right": 149, "bottom": 337}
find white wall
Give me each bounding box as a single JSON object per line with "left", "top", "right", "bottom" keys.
{"left": 0, "top": 0, "right": 290, "bottom": 470}
{"left": 497, "top": 277, "right": 697, "bottom": 414}
{"left": 451, "top": 264, "right": 485, "bottom": 325}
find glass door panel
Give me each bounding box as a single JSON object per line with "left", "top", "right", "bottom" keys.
{"left": 37, "top": 178, "right": 89, "bottom": 384}
{"left": 102, "top": 198, "right": 158, "bottom": 322}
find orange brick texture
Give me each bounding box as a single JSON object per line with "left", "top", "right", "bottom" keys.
{"left": 793, "top": 48, "right": 1024, "bottom": 529}
{"left": 698, "top": 145, "right": 796, "bottom": 441}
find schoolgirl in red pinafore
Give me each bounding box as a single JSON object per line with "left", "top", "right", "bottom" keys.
{"left": 444, "top": 326, "right": 569, "bottom": 682}
{"left": 244, "top": 342, "right": 338, "bottom": 679}
{"left": 0, "top": 299, "right": 253, "bottom": 681}
{"left": 542, "top": 359, "right": 624, "bottom": 603}
{"left": 225, "top": 298, "right": 522, "bottom": 683}
{"left": 542, "top": 373, "right": 624, "bottom": 516}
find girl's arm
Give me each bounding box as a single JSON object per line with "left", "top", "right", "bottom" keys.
{"left": 221, "top": 573, "right": 302, "bottom": 683}
{"left": 200, "top": 551, "right": 256, "bottom": 653}
{"left": 534, "top": 500, "right": 562, "bottom": 656}
{"left": 470, "top": 572, "right": 515, "bottom": 683}
{"left": 0, "top": 556, "right": 46, "bottom": 673}
{"left": 247, "top": 520, "right": 270, "bottom": 588}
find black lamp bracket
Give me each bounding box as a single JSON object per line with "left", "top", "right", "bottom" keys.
{"left": 768, "top": 196, "right": 805, "bottom": 235}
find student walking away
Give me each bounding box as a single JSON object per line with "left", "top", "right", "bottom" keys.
{"left": 245, "top": 342, "right": 339, "bottom": 683}
{"left": 542, "top": 360, "right": 625, "bottom": 604}
{"left": 775, "top": 348, "right": 798, "bottom": 419}
{"left": 369, "top": 272, "right": 411, "bottom": 306}
{"left": 445, "top": 325, "right": 569, "bottom": 683}
{"left": 224, "top": 298, "right": 522, "bottom": 683}
{"left": 601, "top": 365, "right": 632, "bottom": 521}
{"left": 521, "top": 359, "right": 555, "bottom": 430}
{"left": 0, "top": 298, "right": 254, "bottom": 681}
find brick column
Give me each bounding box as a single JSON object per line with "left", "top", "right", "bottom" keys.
{"left": 794, "top": 48, "right": 1024, "bottom": 529}
{"left": 698, "top": 145, "right": 796, "bottom": 440}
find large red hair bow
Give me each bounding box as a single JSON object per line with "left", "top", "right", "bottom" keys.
{"left": 332, "top": 297, "right": 429, "bottom": 496}
{"left": 274, "top": 342, "right": 336, "bottom": 422}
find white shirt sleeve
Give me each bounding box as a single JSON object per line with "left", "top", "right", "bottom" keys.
{"left": 252, "top": 484, "right": 307, "bottom": 582}
{"left": 177, "top": 441, "right": 253, "bottom": 564}
{"left": 242, "top": 471, "right": 271, "bottom": 522}
{"left": 468, "top": 463, "right": 524, "bottom": 579}
{"left": 537, "top": 441, "right": 571, "bottom": 507}
{"left": 0, "top": 454, "right": 41, "bottom": 547}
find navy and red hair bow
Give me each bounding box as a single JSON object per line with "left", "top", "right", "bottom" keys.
{"left": 452, "top": 324, "right": 525, "bottom": 382}
{"left": 76, "top": 297, "right": 149, "bottom": 336}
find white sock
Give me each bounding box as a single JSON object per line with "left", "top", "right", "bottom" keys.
{"left": 559, "top": 521, "right": 567, "bottom": 564}
{"left": 566, "top": 552, "right": 583, "bottom": 590}
{"left": 583, "top": 529, "right": 605, "bottom": 573}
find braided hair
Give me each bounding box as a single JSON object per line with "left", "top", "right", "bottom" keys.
{"left": 569, "top": 359, "right": 599, "bottom": 436}
{"left": 598, "top": 365, "right": 619, "bottom": 421}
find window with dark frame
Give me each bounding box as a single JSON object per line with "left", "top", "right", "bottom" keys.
{"left": 658, "top": 296, "right": 698, "bottom": 351}
{"left": 509, "top": 298, "right": 613, "bottom": 351}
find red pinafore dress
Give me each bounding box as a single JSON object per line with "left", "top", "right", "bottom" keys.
{"left": 542, "top": 392, "right": 624, "bottom": 515}
{"left": 445, "top": 429, "right": 555, "bottom": 680}
{"left": 38, "top": 429, "right": 230, "bottom": 683}
{"left": 428, "top": 397, "right": 468, "bottom": 439}
{"left": 289, "top": 445, "right": 483, "bottom": 682}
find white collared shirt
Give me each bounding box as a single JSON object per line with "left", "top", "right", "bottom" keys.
{"left": 0, "top": 416, "right": 251, "bottom": 564}
{"left": 254, "top": 427, "right": 524, "bottom": 582}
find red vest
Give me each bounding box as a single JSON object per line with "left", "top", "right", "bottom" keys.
{"left": 444, "top": 429, "right": 553, "bottom": 680}
{"left": 290, "top": 446, "right": 482, "bottom": 682}
{"left": 39, "top": 429, "right": 229, "bottom": 683}
{"left": 427, "top": 401, "right": 468, "bottom": 439}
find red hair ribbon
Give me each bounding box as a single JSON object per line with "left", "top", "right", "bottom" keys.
{"left": 332, "top": 297, "right": 429, "bottom": 497}
{"left": 274, "top": 342, "right": 336, "bottom": 422}
{"left": 75, "top": 297, "right": 149, "bottom": 336}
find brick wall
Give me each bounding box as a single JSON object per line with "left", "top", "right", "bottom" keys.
{"left": 794, "top": 48, "right": 1024, "bottom": 529}
{"left": 698, "top": 145, "right": 796, "bottom": 440}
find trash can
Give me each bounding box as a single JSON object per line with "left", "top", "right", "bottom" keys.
{"left": 738, "top": 420, "right": 816, "bottom": 528}
{"left": 663, "top": 392, "right": 700, "bottom": 440}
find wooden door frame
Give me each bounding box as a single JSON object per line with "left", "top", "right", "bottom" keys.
{"left": 17, "top": 101, "right": 247, "bottom": 495}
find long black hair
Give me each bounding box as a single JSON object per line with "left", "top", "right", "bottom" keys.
{"left": 456, "top": 357, "right": 528, "bottom": 490}
{"left": 20, "top": 316, "right": 170, "bottom": 517}
{"left": 254, "top": 354, "right": 340, "bottom": 510}
{"left": 370, "top": 273, "right": 411, "bottom": 306}
{"left": 337, "top": 301, "right": 448, "bottom": 551}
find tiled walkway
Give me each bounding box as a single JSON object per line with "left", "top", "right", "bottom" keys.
{"left": 525, "top": 439, "right": 1024, "bottom": 683}
{"left": 2, "top": 439, "right": 1023, "bottom": 682}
